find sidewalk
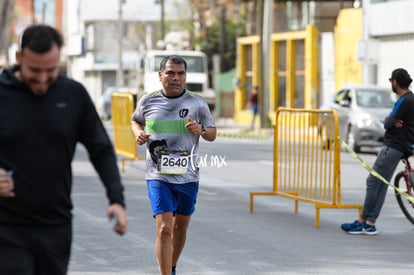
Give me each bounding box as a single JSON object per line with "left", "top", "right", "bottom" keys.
{"left": 215, "top": 118, "right": 273, "bottom": 140}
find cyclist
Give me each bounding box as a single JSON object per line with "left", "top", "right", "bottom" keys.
{"left": 341, "top": 68, "right": 414, "bottom": 235}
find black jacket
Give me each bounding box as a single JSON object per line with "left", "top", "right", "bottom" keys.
{"left": 0, "top": 66, "right": 125, "bottom": 226}
{"left": 383, "top": 91, "right": 414, "bottom": 157}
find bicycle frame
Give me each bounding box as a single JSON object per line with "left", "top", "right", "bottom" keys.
{"left": 400, "top": 158, "right": 414, "bottom": 200}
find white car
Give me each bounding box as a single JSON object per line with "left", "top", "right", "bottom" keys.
{"left": 98, "top": 86, "right": 117, "bottom": 120}
{"left": 320, "top": 85, "right": 396, "bottom": 153}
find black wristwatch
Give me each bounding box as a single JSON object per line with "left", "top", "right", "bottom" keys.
{"left": 200, "top": 124, "right": 206, "bottom": 135}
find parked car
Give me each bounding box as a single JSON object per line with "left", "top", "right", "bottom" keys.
{"left": 320, "top": 85, "right": 396, "bottom": 153}
{"left": 98, "top": 86, "right": 117, "bottom": 120}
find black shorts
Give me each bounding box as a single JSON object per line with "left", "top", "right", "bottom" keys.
{"left": 0, "top": 224, "right": 72, "bottom": 275}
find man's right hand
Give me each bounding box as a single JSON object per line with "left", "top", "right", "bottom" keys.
{"left": 131, "top": 121, "right": 150, "bottom": 145}
{"left": 0, "top": 168, "right": 15, "bottom": 198}
{"left": 134, "top": 130, "right": 150, "bottom": 145}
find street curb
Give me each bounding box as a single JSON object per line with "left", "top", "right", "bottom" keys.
{"left": 217, "top": 129, "right": 273, "bottom": 140}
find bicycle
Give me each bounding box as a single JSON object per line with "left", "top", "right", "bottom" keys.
{"left": 394, "top": 154, "right": 414, "bottom": 224}
{"left": 339, "top": 137, "right": 414, "bottom": 224}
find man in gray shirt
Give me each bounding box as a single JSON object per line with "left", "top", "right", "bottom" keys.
{"left": 131, "top": 55, "right": 216, "bottom": 275}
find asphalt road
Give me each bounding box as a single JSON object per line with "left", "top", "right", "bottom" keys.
{"left": 67, "top": 134, "right": 414, "bottom": 275}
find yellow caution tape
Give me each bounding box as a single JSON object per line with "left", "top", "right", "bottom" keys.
{"left": 339, "top": 137, "right": 414, "bottom": 204}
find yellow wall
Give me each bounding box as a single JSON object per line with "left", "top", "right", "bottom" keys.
{"left": 235, "top": 26, "right": 318, "bottom": 126}
{"left": 334, "top": 8, "right": 363, "bottom": 90}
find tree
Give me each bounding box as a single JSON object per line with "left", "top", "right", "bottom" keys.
{"left": 169, "top": 0, "right": 253, "bottom": 71}
{"left": 184, "top": 0, "right": 247, "bottom": 72}
{"left": 197, "top": 16, "right": 245, "bottom": 72}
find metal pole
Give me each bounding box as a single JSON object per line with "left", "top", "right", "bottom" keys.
{"left": 160, "top": 0, "right": 165, "bottom": 41}
{"left": 117, "top": 0, "right": 124, "bottom": 88}
{"left": 0, "top": 0, "right": 15, "bottom": 64}
{"left": 42, "top": 2, "right": 47, "bottom": 24}
{"left": 361, "top": 0, "right": 373, "bottom": 85}
{"left": 220, "top": 5, "right": 226, "bottom": 71}
{"left": 259, "top": 0, "right": 273, "bottom": 128}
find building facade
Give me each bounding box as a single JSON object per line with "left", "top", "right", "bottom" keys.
{"left": 362, "top": 0, "right": 414, "bottom": 86}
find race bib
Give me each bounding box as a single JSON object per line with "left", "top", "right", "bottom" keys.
{"left": 157, "top": 150, "right": 189, "bottom": 174}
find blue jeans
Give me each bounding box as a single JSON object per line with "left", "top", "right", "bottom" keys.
{"left": 361, "top": 146, "right": 403, "bottom": 223}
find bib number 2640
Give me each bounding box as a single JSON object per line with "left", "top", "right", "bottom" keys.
{"left": 158, "top": 150, "right": 189, "bottom": 175}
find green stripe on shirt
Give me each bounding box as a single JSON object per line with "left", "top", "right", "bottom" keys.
{"left": 146, "top": 119, "right": 189, "bottom": 134}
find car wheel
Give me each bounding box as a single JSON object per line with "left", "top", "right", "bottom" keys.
{"left": 346, "top": 126, "right": 361, "bottom": 153}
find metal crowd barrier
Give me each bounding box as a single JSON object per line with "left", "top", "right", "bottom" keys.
{"left": 250, "top": 107, "right": 362, "bottom": 227}
{"left": 111, "top": 92, "right": 145, "bottom": 172}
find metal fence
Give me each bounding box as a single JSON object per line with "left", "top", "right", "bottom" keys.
{"left": 250, "top": 107, "right": 362, "bottom": 227}
{"left": 111, "top": 92, "right": 145, "bottom": 172}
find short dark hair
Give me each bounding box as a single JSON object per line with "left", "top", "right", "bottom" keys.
{"left": 389, "top": 68, "right": 412, "bottom": 88}
{"left": 20, "top": 24, "right": 64, "bottom": 53}
{"left": 159, "top": 55, "right": 187, "bottom": 72}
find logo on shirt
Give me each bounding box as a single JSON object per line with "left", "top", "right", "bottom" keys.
{"left": 179, "top": 109, "right": 189, "bottom": 118}
{"left": 56, "top": 102, "right": 67, "bottom": 108}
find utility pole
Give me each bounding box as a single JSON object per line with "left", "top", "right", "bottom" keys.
{"left": 361, "top": 0, "right": 374, "bottom": 85}
{"left": 155, "top": 0, "right": 165, "bottom": 42}
{"left": 42, "top": 2, "right": 47, "bottom": 24}
{"left": 260, "top": 0, "right": 273, "bottom": 128}
{"left": 116, "top": 0, "right": 125, "bottom": 88}
{"left": 160, "top": 0, "right": 165, "bottom": 41}
{"left": 0, "top": 0, "right": 15, "bottom": 65}
{"left": 219, "top": 4, "right": 226, "bottom": 71}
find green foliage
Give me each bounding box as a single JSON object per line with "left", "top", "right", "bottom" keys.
{"left": 197, "top": 18, "right": 246, "bottom": 72}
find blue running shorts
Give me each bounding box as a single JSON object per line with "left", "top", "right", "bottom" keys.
{"left": 147, "top": 180, "right": 199, "bottom": 217}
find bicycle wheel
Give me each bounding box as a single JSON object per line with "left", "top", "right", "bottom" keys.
{"left": 394, "top": 171, "right": 414, "bottom": 224}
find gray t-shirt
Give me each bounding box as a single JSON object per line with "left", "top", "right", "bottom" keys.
{"left": 132, "top": 89, "right": 215, "bottom": 183}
